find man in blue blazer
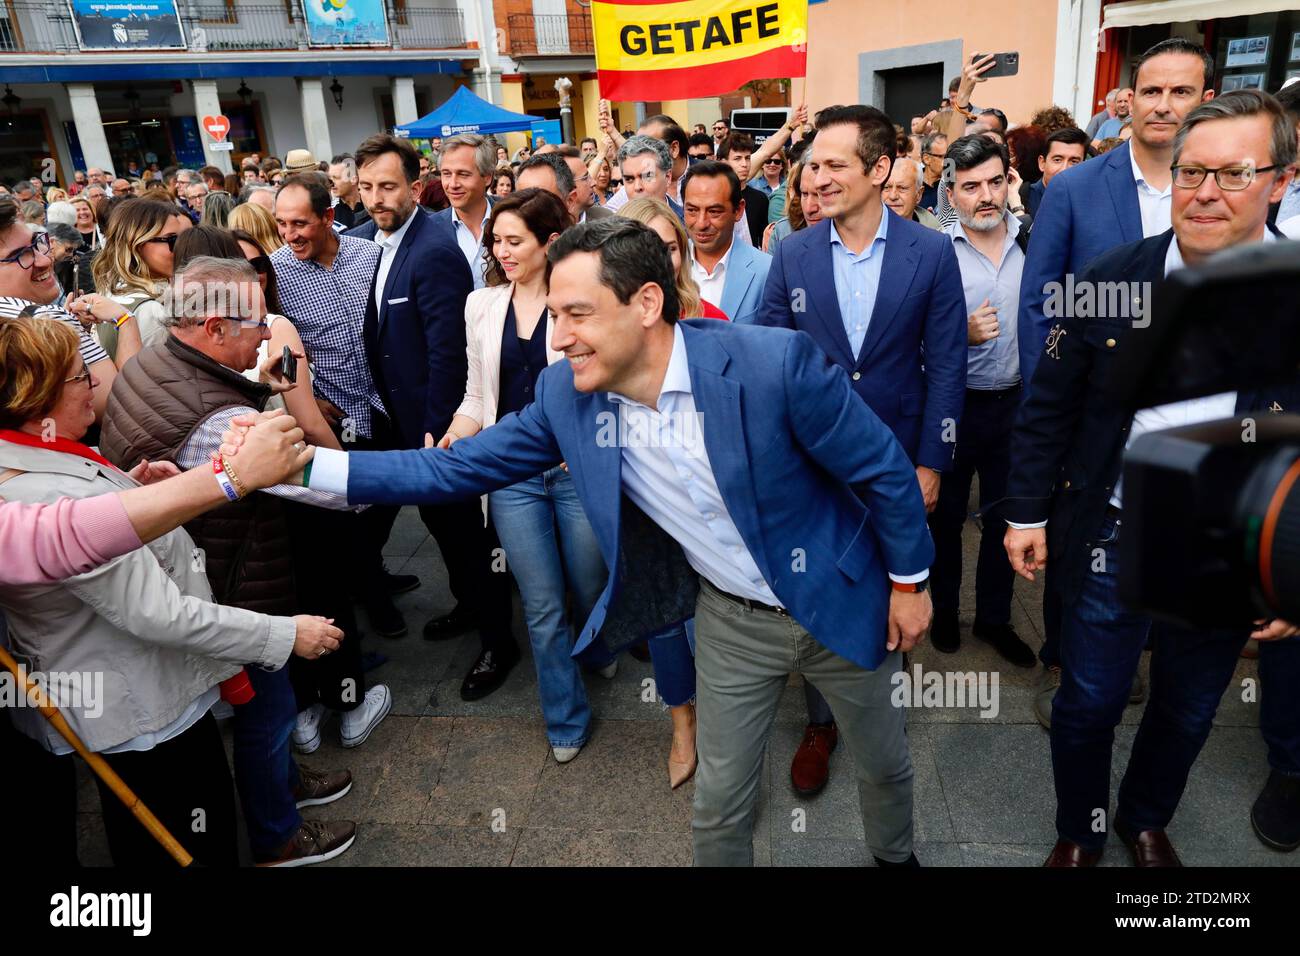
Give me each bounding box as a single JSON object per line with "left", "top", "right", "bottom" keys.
{"left": 1013, "top": 38, "right": 1214, "bottom": 717}
{"left": 1003, "top": 91, "right": 1299, "bottom": 864}
{"left": 758, "top": 105, "right": 966, "bottom": 792}
{"left": 681, "top": 160, "right": 771, "bottom": 323}
{"left": 280, "top": 218, "right": 936, "bottom": 866}
{"left": 347, "top": 134, "right": 516, "bottom": 700}
{"left": 1018, "top": 39, "right": 1215, "bottom": 392}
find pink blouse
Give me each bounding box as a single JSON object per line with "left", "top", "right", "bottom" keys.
{"left": 0, "top": 495, "right": 142, "bottom": 586}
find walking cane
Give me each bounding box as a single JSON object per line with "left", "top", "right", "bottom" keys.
{"left": 0, "top": 645, "right": 194, "bottom": 867}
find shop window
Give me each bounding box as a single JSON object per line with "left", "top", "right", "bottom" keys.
{"left": 201, "top": 0, "right": 238, "bottom": 24}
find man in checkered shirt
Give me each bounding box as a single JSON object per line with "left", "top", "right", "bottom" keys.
{"left": 271, "top": 172, "right": 414, "bottom": 638}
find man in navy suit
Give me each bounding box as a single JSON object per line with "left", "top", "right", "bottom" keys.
{"left": 348, "top": 134, "right": 517, "bottom": 700}
{"left": 1004, "top": 91, "right": 1300, "bottom": 866}
{"left": 1015, "top": 38, "right": 1215, "bottom": 722}
{"left": 270, "top": 218, "right": 936, "bottom": 866}
{"left": 681, "top": 160, "right": 771, "bottom": 323}
{"left": 757, "top": 104, "right": 966, "bottom": 795}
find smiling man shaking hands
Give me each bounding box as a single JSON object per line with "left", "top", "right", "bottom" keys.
{"left": 225, "top": 216, "right": 935, "bottom": 868}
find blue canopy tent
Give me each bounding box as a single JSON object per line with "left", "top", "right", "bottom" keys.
{"left": 394, "top": 86, "right": 544, "bottom": 139}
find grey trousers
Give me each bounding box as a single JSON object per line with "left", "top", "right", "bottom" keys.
{"left": 691, "top": 579, "right": 914, "bottom": 866}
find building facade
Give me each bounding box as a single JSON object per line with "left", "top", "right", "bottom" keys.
{"left": 806, "top": 0, "right": 1300, "bottom": 130}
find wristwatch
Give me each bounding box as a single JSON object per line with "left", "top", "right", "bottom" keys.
{"left": 891, "top": 578, "right": 929, "bottom": 593}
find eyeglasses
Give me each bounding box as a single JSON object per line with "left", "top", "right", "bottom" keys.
{"left": 144, "top": 234, "right": 179, "bottom": 251}
{"left": 64, "top": 362, "right": 92, "bottom": 386}
{"left": 220, "top": 315, "right": 269, "bottom": 332}
{"left": 0, "top": 231, "right": 51, "bottom": 270}
{"left": 247, "top": 254, "right": 272, "bottom": 275}
{"left": 1171, "top": 163, "right": 1279, "bottom": 191}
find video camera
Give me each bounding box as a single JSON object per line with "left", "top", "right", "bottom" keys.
{"left": 1108, "top": 239, "right": 1300, "bottom": 628}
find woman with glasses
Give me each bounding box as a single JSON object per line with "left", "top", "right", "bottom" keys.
{"left": 0, "top": 314, "right": 343, "bottom": 866}
{"left": 92, "top": 198, "right": 186, "bottom": 356}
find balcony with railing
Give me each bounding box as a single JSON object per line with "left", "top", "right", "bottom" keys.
{"left": 506, "top": 13, "right": 593, "bottom": 57}
{"left": 0, "top": 0, "right": 465, "bottom": 54}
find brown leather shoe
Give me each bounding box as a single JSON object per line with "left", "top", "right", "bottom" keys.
{"left": 790, "top": 723, "right": 837, "bottom": 796}
{"left": 1115, "top": 821, "right": 1183, "bottom": 867}
{"left": 1043, "top": 838, "right": 1102, "bottom": 867}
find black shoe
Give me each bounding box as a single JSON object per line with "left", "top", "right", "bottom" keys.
{"left": 1251, "top": 770, "right": 1300, "bottom": 851}
{"left": 383, "top": 568, "right": 420, "bottom": 595}
{"left": 364, "top": 594, "right": 408, "bottom": 639}
{"left": 971, "top": 620, "right": 1036, "bottom": 668}
{"left": 930, "top": 614, "right": 960, "bottom": 653}
{"left": 423, "top": 606, "right": 477, "bottom": 641}
{"left": 459, "top": 648, "right": 519, "bottom": 701}
{"left": 873, "top": 852, "right": 920, "bottom": 867}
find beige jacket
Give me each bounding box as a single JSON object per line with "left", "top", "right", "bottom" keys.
{"left": 454, "top": 284, "right": 564, "bottom": 431}
{"left": 0, "top": 441, "right": 296, "bottom": 753}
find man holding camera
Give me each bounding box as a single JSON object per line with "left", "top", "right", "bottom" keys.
{"left": 1003, "top": 90, "right": 1300, "bottom": 866}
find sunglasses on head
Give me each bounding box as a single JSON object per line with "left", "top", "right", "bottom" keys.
{"left": 247, "top": 254, "right": 272, "bottom": 274}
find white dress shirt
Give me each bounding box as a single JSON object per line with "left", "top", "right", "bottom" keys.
{"left": 451, "top": 203, "right": 491, "bottom": 290}
{"left": 372, "top": 208, "right": 417, "bottom": 314}
{"left": 689, "top": 236, "right": 735, "bottom": 312}
{"left": 1129, "top": 145, "right": 1172, "bottom": 238}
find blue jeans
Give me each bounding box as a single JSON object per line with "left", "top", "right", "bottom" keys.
{"left": 1052, "top": 512, "right": 1247, "bottom": 850}
{"left": 649, "top": 620, "right": 697, "bottom": 707}
{"left": 1260, "top": 636, "right": 1300, "bottom": 776}
{"left": 490, "top": 467, "right": 609, "bottom": 748}
{"left": 232, "top": 666, "right": 302, "bottom": 853}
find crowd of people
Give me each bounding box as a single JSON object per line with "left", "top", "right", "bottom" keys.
{"left": 2, "top": 35, "right": 1299, "bottom": 869}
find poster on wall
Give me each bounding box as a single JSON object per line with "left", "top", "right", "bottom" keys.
{"left": 1225, "top": 36, "right": 1269, "bottom": 68}
{"left": 301, "top": 0, "right": 390, "bottom": 48}
{"left": 66, "top": 0, "right": 186, "bottom": 51}
{"left": 1221, "top": 72, "right": 1266, "bottom": 92}
{"left": 1290, "top": 32, "right": 1300, "bottom": 62}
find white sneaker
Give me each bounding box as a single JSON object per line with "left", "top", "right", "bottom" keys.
{"left": 341, "top": 684, "right": 391, "bottom": 749}
{"left": 597, "top": 660, "right": 618, "bottom": 680}
{"left": 553, "top": 745, "right": 582, "bottom": 764}
{"left": 293, "top": 703, "right": 326, "bottom": 754}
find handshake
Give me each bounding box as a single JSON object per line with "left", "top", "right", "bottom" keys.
{"left": 218, "top": 408, "right": 315, "bottom": 490}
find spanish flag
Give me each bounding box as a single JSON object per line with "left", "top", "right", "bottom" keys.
{"left": 592, "top": 0, "right": 808, "bottom": 101}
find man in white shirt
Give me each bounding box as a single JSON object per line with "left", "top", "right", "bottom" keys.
{"left": 682, "top": 160, "right": 771, "bottom": 322}
{"left": 436, "top": 133, "right": 495, "bottom": 289}
{"left": 1004, "top": 90, "right": 1300, "bottom": 868}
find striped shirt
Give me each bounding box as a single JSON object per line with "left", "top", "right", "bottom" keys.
{"left": 270, "top": 236, "right": 386, "bottom": 438}
{"left": 0, "top": 296, "right": 109, "bottom": 369}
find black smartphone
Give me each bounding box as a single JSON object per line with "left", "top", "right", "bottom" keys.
{"left": 281, "top": 344, "right": 297, "bottom": 384}
{"left": 973, "top": 51, "right": 1019, "bottom": 78}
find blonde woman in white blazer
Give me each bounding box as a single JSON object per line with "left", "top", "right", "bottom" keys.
{"left": 437, "top": 189, "right": 617, "bottom": 765}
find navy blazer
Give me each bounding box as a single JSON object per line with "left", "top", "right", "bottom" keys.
{"left": 338, "top": 320, "right": 934, "bottom": 670}
{"left": 1007, "top": 227, "right": 1300, "bottom": 605}
{"left": 756, "top": 210, "right": 968, "bottom": 473}
{"left": 1018, "top": 142, "right": 1144, "bottom": 390}
{"left": 346, "top": 210, "right": 474, "bottom": 449}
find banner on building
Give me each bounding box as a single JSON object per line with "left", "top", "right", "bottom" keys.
{"left": 66, "top": 0, "right": 186, "bottom": 51}
{"left": 591, "top": 0, "right": 808, "bottom": 101}
{"left": 301, "top": 0, "right": 390, "bottom": 48}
